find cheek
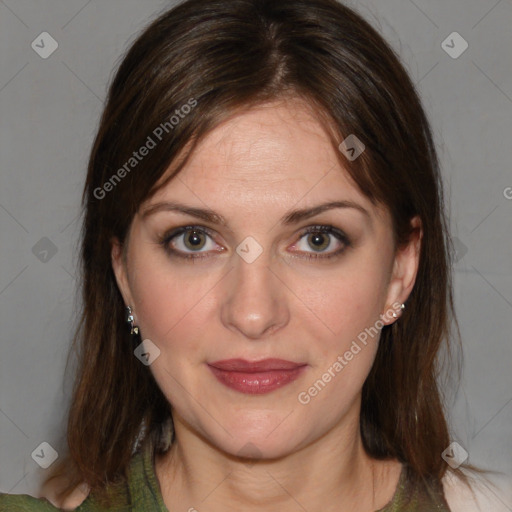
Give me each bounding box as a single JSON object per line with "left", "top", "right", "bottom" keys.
{"left": 129, "top": 243, "right": 390, "bottom": 356}
{"left": 291, "top": 253, "right": 390, "bottom": 348}
{"left": 292, "top": 263, "right": 387, "bottom": 414}
{"left": 128, "top": 251, "right": 220, "bottom": 357}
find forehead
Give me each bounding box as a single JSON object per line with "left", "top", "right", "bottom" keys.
{"left": 145, "top": 99, "right": 384, "bottom": 224}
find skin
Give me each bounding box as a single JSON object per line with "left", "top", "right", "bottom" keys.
{"left": 110, "top": 98, "right": 422, "bottom": 512}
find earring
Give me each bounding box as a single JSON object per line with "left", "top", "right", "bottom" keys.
{"left": 126, "top": 306, "right": 139, "bottom": 335}
{"left": 392, "top": 303, "right": 405, "bottom": 318}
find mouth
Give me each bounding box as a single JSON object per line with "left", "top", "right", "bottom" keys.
{"left": 209, "top": 358, "right": 307, "bottom": 372}
{"left": 207, "top": 358, "right": 308, "bottom": 394}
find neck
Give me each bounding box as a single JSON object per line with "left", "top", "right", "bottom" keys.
{"left": 155, "top": 403, "right": 402, "bottom": 512}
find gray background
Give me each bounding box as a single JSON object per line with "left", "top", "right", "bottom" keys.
{"left": 0, "top": 0, "right": 511, "bottom": 504}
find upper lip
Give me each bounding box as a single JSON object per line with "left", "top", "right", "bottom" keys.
{"left": 208, "top": 358, "right": 307, "bottom": 372}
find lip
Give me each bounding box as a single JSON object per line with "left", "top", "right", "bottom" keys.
{"left": 208, "top": 358, "right": 306, "bottom": 372}
{"left": 207, "top": 358, "right": 308, "bottom": 394}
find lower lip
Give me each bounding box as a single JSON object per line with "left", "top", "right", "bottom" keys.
{"left": 207, "top": 365, "right": 307, "bottom": 394}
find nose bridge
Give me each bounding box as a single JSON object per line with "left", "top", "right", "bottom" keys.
{"left": 220, "top": 247, "right": 289, "bottom": 339}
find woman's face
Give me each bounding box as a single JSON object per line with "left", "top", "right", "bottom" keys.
{"left": 112, "top": 98, "right": 420, "bottom": 459}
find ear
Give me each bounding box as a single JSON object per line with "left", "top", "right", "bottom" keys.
{"left": 381, "top": 215, "right": 422, "bottom": 325}
{"left": 111, "top": 237, "right": 134, "bottom": 309}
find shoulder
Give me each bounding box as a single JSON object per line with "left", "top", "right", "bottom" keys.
{"left": 40, "top": 482, "right": 90, "bottom": 510}
{"left": 0, "top": 493, "right": 59, "bottom": 511}
{"left": 0, "top": 483, "right": 90, "bottom": 511}
{"left": 442, "top": 468, "right": 512, "bottom": 512}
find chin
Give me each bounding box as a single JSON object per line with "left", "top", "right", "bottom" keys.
{"left": 210, "top": 425, "right": 305, "bottom": 462}
{"left": 226, "top": 438, "right": 295, "bottom": 463}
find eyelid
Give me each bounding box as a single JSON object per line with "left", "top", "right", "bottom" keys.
{"left": 159, "top": 225, "right": 222, "bottom": 258}
{"left": 288, "top": 225, "right": 350, "bottom": 259}
{"left": 159, "top": 224, "right": 350, "bottom": 260}
{"left": 296, "top": 225, "right": 350, "bottom": 245}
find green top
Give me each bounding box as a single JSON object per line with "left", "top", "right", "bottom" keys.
{"left": 0, "top": 437, "right": 451, "bottom": 511}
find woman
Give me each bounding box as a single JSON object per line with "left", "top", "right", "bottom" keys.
{"left": 0, "top": 0, "right": 501, "bottom": 510}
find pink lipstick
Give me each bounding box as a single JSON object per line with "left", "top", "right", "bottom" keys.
{"left": 207, "top": 358, "right": 307, "bottom": 394}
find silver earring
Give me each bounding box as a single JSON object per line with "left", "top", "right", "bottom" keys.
{"left": 126, "top": 306, "right": 139, "bottom": 335}
{"left": 392, "top": 303, "right": 405, "bottom": 318}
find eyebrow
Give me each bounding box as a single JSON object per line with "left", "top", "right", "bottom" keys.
{"left": 141, "top": 200, "right": 370, "bottom": 226}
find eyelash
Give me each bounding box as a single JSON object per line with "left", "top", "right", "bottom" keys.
{"left": 158, "top": 224, "right": 351, "bottom": 262}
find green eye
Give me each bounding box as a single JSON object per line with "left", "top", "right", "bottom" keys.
{"left": 159, "top": 224, "right": 350, "bottom": 261}
{"left": 291, "top": 225, "right": 350, "bottom": 260}
{"left": 182, "top": 229, "right": 208, "bottom": 251}
{"left": 160, "top": 226, "right": 220, "bottom": 260}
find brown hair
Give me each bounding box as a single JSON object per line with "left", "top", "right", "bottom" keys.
{"left": 43, "top": 0, "right": 482, "bottom": 506}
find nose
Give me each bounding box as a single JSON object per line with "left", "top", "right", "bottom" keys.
{"left": 220, "top": 250, "right": 290, "bottom": 340}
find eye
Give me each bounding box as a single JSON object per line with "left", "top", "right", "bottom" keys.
{"left": 159, "top": 224, "right": 350, "bottom": 262}
{"left": 290, "top": 225, "right": 350, "bottom": 260}
{"left": 160, "top": 226, "right": 223, "bottom": 260}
